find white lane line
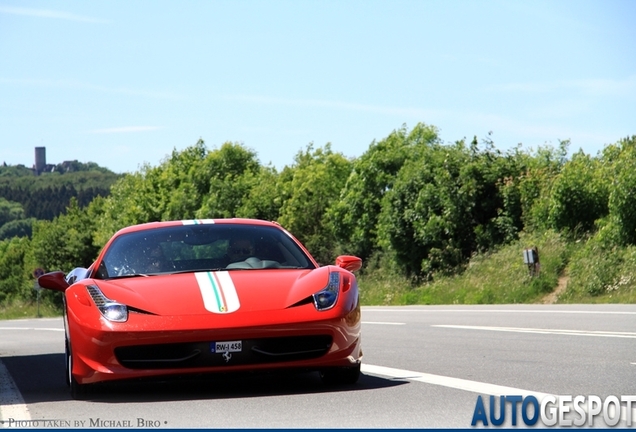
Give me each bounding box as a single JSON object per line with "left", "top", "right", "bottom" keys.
{"left": 433, "top": 325, "right": 636, "bottom": 339}
{"left": 0, "top": 327, "right": 64, "bottom": 332}
{"left": 362, "top": 364, "right": 636, "bottom": 424}
{"left": 362, "top": 363, "right": 552, "bottom": 399}
{"left": 363, "top": 308, "right": 636, "bottom": 315}
{"left": 0, "top": 360, "right": 31, "bottom": 424}
{"left": 362, "top": 321, "right": 406, "bottom": 326}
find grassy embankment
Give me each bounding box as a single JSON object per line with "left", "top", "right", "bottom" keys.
{"left": 0, "top": 300, "right": 61, "bottom": 320}
{"left": 2, "top": 231, "right": 635, "bottom": 319}
{"left": 358, "top": 230, "right": 636, "bottom": 305}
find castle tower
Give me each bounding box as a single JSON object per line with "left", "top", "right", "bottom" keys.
{"left": 35, "top": 146, "right": 46, "bottom": 174}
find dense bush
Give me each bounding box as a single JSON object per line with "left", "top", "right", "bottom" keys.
{"left": 2, "top": 128, "right": 636, "bottom": 311}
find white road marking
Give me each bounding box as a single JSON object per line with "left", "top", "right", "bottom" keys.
{"left": 0, "top": 360, "right": 31, "bottom": 424}
{"left": 362, "top": 321, "right": 406, "bottom": 325}
{"left": 364, "top": 308, "right": 636, "bottom": 315}
{"left": 432, "top": 325, "right": 636, "bottom": 339}
{"left": 0, "top": 327, "right": 64, "bottom": 332}
{"left": 362, "top": 364, "right": 636, "bottom": 424}
{"left": 362, "top": 363, "right": 552, "bottom": 398}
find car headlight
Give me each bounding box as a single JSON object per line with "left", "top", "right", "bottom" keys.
{"left": 313, "top": 272, "right": 340, "bottom": 311}
{"left": 99, "top": 303, "right": 129, "bottom": 322}
{"left": 86, "top": 285, "right": 129, "bottom": 322}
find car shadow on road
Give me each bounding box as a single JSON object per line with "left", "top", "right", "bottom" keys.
{"left": 2, "top": 352, "right": 408, "bottom": 404}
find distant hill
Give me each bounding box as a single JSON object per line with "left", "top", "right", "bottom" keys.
{"left": 0, "top": 160, "right": 119, "bottom": 182}
{"left": 0, "top": 161, "right": 122, "bottom": 229}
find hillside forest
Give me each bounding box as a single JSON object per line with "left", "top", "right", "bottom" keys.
{"left": 1, "top": 123, "right": 636, "bottom": 311}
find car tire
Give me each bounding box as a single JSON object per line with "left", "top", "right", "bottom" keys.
{"left": 64, "top": 339, "right": 71, "bottom": 387}
{"left": 319, "top": 363, "right": 361, "bottom": 385}
{"left": 67, "top": 343, "right": 90, "bottom": 400}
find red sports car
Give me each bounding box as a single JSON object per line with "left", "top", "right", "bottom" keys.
{"left": 38, "top": 218, "right": 363, "bottom": 398}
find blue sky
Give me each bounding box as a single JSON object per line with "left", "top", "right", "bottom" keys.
{"left": 1, "top": 0, "right": 634, "bottom": 174}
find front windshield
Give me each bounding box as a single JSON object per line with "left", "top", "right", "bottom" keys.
{"left": 95, "top": 224, "right": 315, "bottom": 279}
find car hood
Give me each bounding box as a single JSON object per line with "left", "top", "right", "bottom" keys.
{"left": 92, "top": 267, "right": 332, "bottom": 316}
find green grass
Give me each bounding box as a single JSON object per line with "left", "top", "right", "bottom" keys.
{"left": 357, "top": 230, "right": 635, "bottom": 305}
{"left": 0, "top": 299, "right": 62, "bottom": 320}
{"left": 559, "top": 241, "right": 636, "bottom": 303}
{"left": 418, "top": 234, "right": 563, "bottom": 304}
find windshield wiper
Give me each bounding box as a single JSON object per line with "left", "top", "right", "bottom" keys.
{"left": 108, "top": 273, "right": 151, "bottom": 279}
{"left": 165, "top": 267, "right": 281, "bottom": 274}
{"left": 165, "top": 268, "right": 226, "bottom": 275}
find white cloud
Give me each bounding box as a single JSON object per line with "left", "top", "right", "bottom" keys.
{"left": 225, "top": 95, "right": 448, "bottom": 119}
{"left": 489, "top": 75, "right": 636, "bottom": 98}
{"left": 87, "top": 126, "right": 162, "bottom": 134}
{"left": 0, "top": 6, "right": 109, "bottom": 23}
{"left": 526, "top": 99, "right": 592, "bottom": 120}
{"left": 573, "top": 76, "right": 636, "bottom": 97}
{"left": 0, "top": 77, "right": 183, "bottom": 100}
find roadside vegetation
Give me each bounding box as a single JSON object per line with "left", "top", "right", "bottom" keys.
{"left": 0, "top": 299, "right": 61, "bottom": 320}
{"left": 1, "top": 125, "right": 635, "bottom": 317}
{"left": 359, "top": 230, "right": 570, "bottom": 305}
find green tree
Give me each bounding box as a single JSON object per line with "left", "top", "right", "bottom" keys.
{"left": 518, "top": 140, "right": 569, "bottom": 232}
{"left": 546, "top": 150, "right": 608, "bottom": 235}
{"left": 0, "top": 236, "right": 32, "bottom": 303}
{"left": 465, "top": 135, "right": 527, "bottom": 251}
{"left": 235, "top": 166, "right": 283, "bottom": 221}
{"left": 31, "top": 198, "right": 101, "bottom": 273}
{"left": 94, "top": 170, "right": 152, "bottom": 246}
{"left": 0, "top": 197, "right": 25, "bottom": 226}
{"left": 378, "top": 136, "right": 528, "bottom": 279}
{"left": 196, "top": 142, "right": 261, "bottom": 219}
{"left": 0, "top": 218, "right": 35, "bottom": 240}
{"left": 95, "top": 140, "right": 265, "bottom": 245}
{"left": 378, "top": 141, "right": 468, "bottom": 277}
{"left": 278, "top": 144, "right": 352, "bottom": 264}
{"left": 328, "top": 123, "right": 440, "bottom": 261}
{"left": 599, "top": 136, "right": 636, "bottom": 246}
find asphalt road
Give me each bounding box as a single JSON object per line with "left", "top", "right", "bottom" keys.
{"left": 1, "top": 305, "right": 635, "bottom": 428}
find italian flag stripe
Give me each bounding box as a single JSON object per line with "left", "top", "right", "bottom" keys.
{"left": 182, "top": 219, "right": 215, "bottom": 225}
{"left": 206, "top": 271, "right": 225, "bottom": 312}
{"left": 196, "top": 271, "right": 240, "bottom": 314}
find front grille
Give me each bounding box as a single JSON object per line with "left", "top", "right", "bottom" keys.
{"left": 114, "top": 335, "right": 333, "bottom": 369}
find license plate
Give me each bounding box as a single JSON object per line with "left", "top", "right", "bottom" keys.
{"left": 211, "top": 340, "right": 242, "bottom": 353}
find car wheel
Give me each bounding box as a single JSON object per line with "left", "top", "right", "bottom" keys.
{"left": 319, "top": 363, "right": 361, "bottom": 385}
{"left": 67, "top": 343, "right": 90, "bottom": 399}
{"left": 64, "top": 339, "right": 70, "bottom": 387}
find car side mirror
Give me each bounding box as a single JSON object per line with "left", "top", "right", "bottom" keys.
{"left": 335, "top": 255, "right": 362, "bottom": 272}
{"left": 38, "top": 271, "right": 70, "bottom": 292}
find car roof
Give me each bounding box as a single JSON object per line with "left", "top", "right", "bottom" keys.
{"left": 114, "top": 218, "right": 281, "bottom": 236}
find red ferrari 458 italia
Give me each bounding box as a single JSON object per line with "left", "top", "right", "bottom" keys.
{"left": 38, "top": 218, "right": 363, "bottom": 398}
